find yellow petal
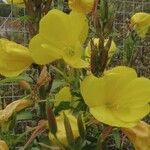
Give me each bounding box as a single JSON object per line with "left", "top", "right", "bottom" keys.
{"left": 0, "top": 67, "right": 26, "bottom": 78}
{"left": 39, "top": 9, "right": 70, "bottom": 49}
{"left": 118, "top": 77, "right": 150, "bottom": 107}
{"left": 90, "top": 106, "right": 136, "bottom": 128}
{"left": 39, "top": 9, "right": 88, "bottom": 48}
{"left": 69, "top": 0, "right": 95, "bottom": 14}
{"left": 55, "top": 87, "right": 72, "bottom": 106}
{"left": 104, "top": 66, "right": 136, "bottom": 76}
{"left": 113, "top": 104, "right": 150, "bottom": 123}
{"left": 80, "top": 75, "right": 106, "bottom": 107}
{"left": 131, "top": 12, "right": 150, "bottom": 38}
{"left": 104, "top": 66, "right": 137, "bottom": 101}
{"left": 64, "top": 57, "right": 88, "bottom": 68}
{"left": 122, "top": 121, "right": 150, "bottom": 150}
{"left": 29, "top": 34, "right": 61, "bottom": 64}
{"left": 39, "top": 9, "right": 88, "bottom": 49}
{"left": 0, "top": 99, "right": 33, "bottom": 124}
{"left": 68, "top": 11, "right": 88, "bottom": 43}
{"left": 0, "top": 140, "right": 9, "bottom": 150}
{"left": 0, "top": 39, "right": 33, "bottom": 77}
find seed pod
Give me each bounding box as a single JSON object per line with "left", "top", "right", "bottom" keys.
{"left": 64, "top": 113, "right": 74, "bottom": 145}
{"left": 46, "top": 103, "right": 57, "bottom": 135}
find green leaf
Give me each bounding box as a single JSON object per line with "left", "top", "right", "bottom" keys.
{"left": 96, "top": 134, "right": 103, "bottom": 150}
{"left": 51, "top": 80, "right": 67, "bottom": 92}
{"left": 54, "top": 101, "right": 70, "bottom": 115}
{"left": 31, "top": 147, "right": 41, "bottom": 150}
{"left": 100, "top": 0, "right": 108, "bottom": 22}
{"left": 112, "top": 129, "right": 121, "bottom": 149}
{"left": 16, "top": 110, "right": 33, "bottom": 121}
{"left": 0, "top": 74, "right": 33, "bottom": 84}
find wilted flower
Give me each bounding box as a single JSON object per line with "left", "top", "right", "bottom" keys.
{"left": 69, "top": 0, "right": 95, "bottom": 14}
{"left": 81, "top": 66, "right": 150, "bottom": 127}
{"left": 122, "top": 121, "right": 150, "bottom": 150}
{"left": 131, "top": 12, "right": 150, "bottom": 38}
{"left": 29, "top": 9, "right": 88, "bottom": 68}
{"left": 48, "top": 111, "right": 79, "bottom": 145}
{"left": 0, "top": 39, "right": 33, "bottom": 77}
{"left": 0, "top": 140, "right": 9, "bottom": 150}
{"left": 0, "top": 99, "right": 33, "bottom": 124}
{"left": 85, "top": 38, "right": 117, "bottom": 62}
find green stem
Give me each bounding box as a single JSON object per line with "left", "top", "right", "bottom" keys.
{"left": 14, "top": 127, "right": 36, "bottom": 145}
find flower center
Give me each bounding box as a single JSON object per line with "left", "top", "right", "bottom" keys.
{"left": 105, "top": 102, "right": 118, "bottom": 110}
{"left": 66, "top": 48, "right": 75, "bottom": 57}
{"left": 68, "top": 49, "right": 75, "bottom": 57}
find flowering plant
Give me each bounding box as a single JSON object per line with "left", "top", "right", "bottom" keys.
{"left": 0, "top": 0, "right": 150, "bottom": 149}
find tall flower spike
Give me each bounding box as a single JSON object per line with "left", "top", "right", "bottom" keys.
{"left": 0, "top": 39, "right": 33, "bottom": 77}
{"left": 29, "top": 9, "right": 88, "bottom": 68}
{"left": 81, "top": 66, "right": 150, "bottom": 128}
{"left": 131, "top": 12, "right": 150, "bottom": 38}
{"left": 69, "top": 0, "right": 95, "bottom": 14}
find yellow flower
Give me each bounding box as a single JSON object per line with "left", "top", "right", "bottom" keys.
{"left": 69, "top": 0, "right": 95, "bottom": 14}
{"left": 81, "top": 66, "right": 150, "bottom": 128}
{"left": 131, "top": 12, "right": 150, "bottom": 38}
{"left": 85, "top": 38, "right": 117, "bottom": 62}
{"left": 0, "top": 99, "right": 33, "bottom": 124}
{"left": 122, "top": 121, "right": 150, "bottom": 150}
{"left": 48, "top": 111, "right": 79, "bottom": 145}
{"left": 0, "top": 39, "right": 33, "bottom": 77}
{"left": 29, "top": 9, "right": 88, "bottom": 68}
{"left": 55, "top": 87, "right": 72, "bottom": 106}
{"left": 0, "top": 140, "right": 9, "bottom": 150}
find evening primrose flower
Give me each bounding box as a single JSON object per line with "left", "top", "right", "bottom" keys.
{"left": 29, "top": 9, "right": 88, "bottom": 68}
{"left": 48, "top": 111, "right": 79, "bottom": 145}
{"left": 131, "top": 12, "right": 150, "bottom": 38}
{"left": 81, "top": 66, "right": 150, "bottom": 128}
{"left": 0, "top": 39, "right": 33, "bottom": 77}
{"left": 69, "top": 0, "right": 95, "bottom": 14}
{"left": 85, "top": 38, "right": 117, "bottom": 62}
{"left": 122, "top": 121, "right": 150, "bottom": 150}
{"left": 55, "top": 87, "right": 72, "bottom": 106}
